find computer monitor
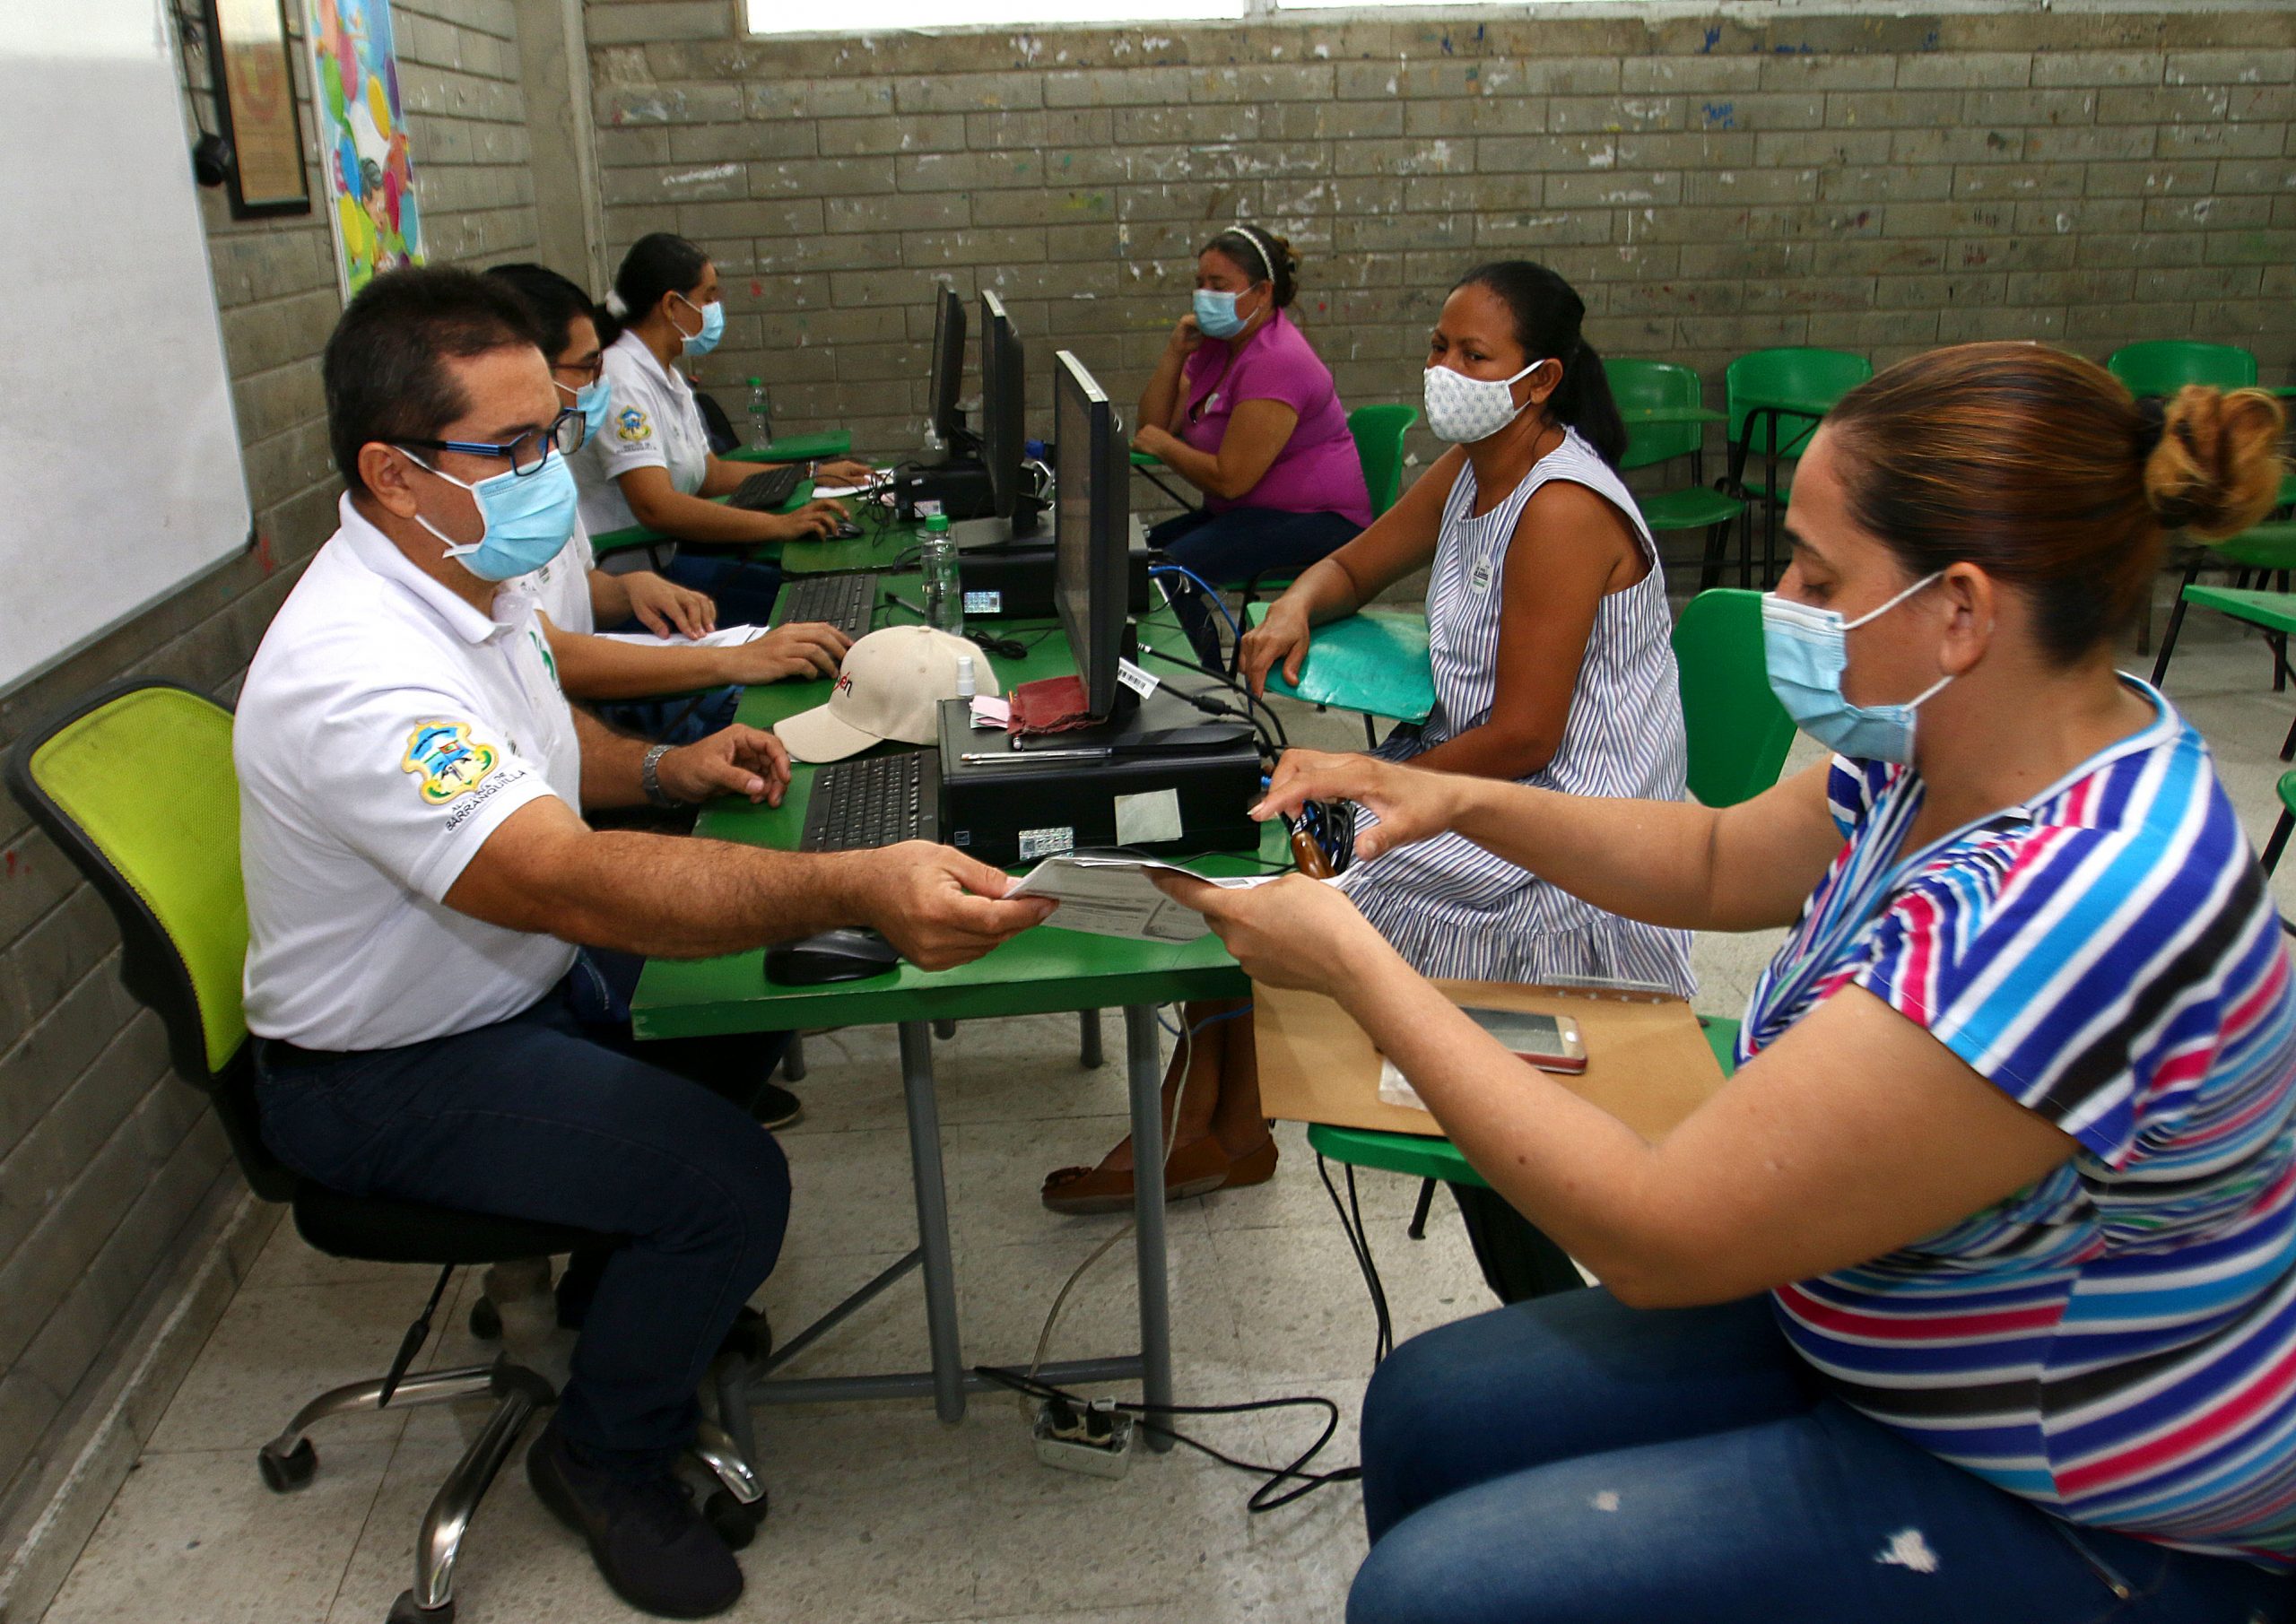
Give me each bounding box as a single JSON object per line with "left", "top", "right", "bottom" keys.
{"left": 976, "top": 291, "right": 1039, "bottom": 539}
{"left": 1052, "top": 350, "right": 1130, "bottom": 723}
{"left": 925, "top": 285, "right": 967, "bottom": 447}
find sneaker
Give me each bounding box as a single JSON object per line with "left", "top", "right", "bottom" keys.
{"left": 526, "top": 1418, "right": 743, "bottom": 1619}
{"left": 751, "top": 1081, "right": 803, "bottom": 1130}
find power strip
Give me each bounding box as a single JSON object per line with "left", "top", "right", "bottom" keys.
{"left": 1033, "top": 1397, "right": 1134, "bottom": 1480}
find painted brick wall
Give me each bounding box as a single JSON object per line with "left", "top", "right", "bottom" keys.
{"left": 583, "top": 4, "right": 2296, "bottom": 474}
{"left": 0, "top": 0, "right": 541, "bottom": 1556}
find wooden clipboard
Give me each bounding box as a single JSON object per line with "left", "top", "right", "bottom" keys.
{"left": 1256, "top": 979, "right": 1727, "bottom": 1143}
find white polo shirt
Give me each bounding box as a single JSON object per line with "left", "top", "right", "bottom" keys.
{"left": 516, "top": 515, "right": 597, "bottom": 636}
{"left": 573, "top": 329, "right": 711, "bottom": 549}
{"left": 238, "top": 494, "right": 583, "bottom": 1051}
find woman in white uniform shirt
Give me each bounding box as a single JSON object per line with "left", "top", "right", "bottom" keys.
{"left": 489, "top": 263, "right": 851, "bottom": 721}
{"left": 576, "top": 233, "right": 869, "bottom": 627}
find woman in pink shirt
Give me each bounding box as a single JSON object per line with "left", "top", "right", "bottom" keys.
{"left": 1132, "top": 224, "right": 1373, "bottom": 666}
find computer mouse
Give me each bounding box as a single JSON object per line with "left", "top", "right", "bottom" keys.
{"left": 765, "top": 926, "right": 902, "bottom": 986}
{"left": 833, "top": 519, "right": 865, "bottom": 540}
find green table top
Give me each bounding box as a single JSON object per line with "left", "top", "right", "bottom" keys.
{"left": 728, "top": 431, "right": 853, "bottom": 463}
{"left": 587, "top": 476, "right": 826, "bottom": 564}
{"left": 2181, "top": 583, "right": 2296, "bottom": 636}
{"left": 1242, "top": 602, "right": 1435, "bottom": 724}
{"left": 777, "top": 503, "right": 921, "bottom": 577}
{"left": 630, "top": 587, "right": 1274, "bottom": 1038}
{"left": 1129, "top": 450, "right": 1163, "bottom": 468}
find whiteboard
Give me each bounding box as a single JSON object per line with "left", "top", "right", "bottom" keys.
{"left": 0, "top": 0, "right": 255, "bottom": 690}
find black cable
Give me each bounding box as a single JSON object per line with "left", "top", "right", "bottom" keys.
{"left": 972, "top": 1365, "right": 1361, "bottom": 1513}
{"left": 1318, "top": 1152, "right": 1394, "bottom": 1368}
{"left": 1137, "top": 643, "right": 1289, "bottom": 764}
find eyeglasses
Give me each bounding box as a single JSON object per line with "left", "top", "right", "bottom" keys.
{"left": 554, "top": 354, "right": 605, "bottom": 386}
{"left": 395, "top": 407, "right": 584, "bottom": 476}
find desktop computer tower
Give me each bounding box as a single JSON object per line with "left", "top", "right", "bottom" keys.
{"left": 935, "top": 693, "right": 1264, "bottom": 866}
{"left": 891, "top": 462, "right": 997, "bottom": 520}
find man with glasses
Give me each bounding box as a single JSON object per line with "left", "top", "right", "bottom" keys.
{"left": 233, "top": 267, "right": 1054, "bottom": 1619}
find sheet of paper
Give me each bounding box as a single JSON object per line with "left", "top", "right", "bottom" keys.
{"left": 811, "top": 480, "right": 883, "bottom": 499}
{"left": 1377, "top": 1055, "right": 1430, "bottom": 1114}
{"left": 1006, "top": 854, "right": 1288, "bottom": 942}
{"left": 970, "top": 695, "right": 1011, "bottom": 728}
{"left": 596, "top": 624, "right": 769, "bottom": 649}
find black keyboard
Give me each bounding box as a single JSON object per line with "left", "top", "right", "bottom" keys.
{"left": 773, "top": 572, "right": 878, "bottom": 640}
{"left": 729, "top": 465, "right": 804, "bottom": 511}
{"left": 799, "top": 749, "right": 941, "bottom": 853}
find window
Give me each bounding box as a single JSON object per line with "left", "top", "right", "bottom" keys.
{"left": 746, "top": 0, "right": 1239, "bottom": 33}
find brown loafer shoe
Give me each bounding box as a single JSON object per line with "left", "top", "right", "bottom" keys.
{"left": 1217, "top": 1134, "right": 1279, "bottom": 1190}
{"left": 1041, "top": 1133, "right": 1233, "bottom": 1215}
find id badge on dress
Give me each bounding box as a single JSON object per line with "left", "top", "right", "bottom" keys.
{"left": 1468, "top": 554, "right": 1495, "bottom": 595}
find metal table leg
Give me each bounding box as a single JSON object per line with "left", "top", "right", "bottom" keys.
{"left": 1123, "top": 1005, "right": 1175, "bottom": 1452}
{"left": 1079, "top": 1009, "right": 1103, "bottom": 1069}
{"left": 899, "top": 1020, "right": 967, "bottom": 1423}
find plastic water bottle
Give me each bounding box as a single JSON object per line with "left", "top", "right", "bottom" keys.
{"left": 922, "top": 416, "right": 945, "bottom": 457}
{"left": 746, "top": 377, "right": 773, "bottom": 449}
{"left": 920, "top": 513, "right": 962, "bottom": 636}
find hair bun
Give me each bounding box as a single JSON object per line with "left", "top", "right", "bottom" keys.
{"left": 2144, "top": 385, "right": 2287, "bottom": 540}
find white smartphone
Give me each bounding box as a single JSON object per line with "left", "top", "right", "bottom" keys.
{"left": 1461, "top": 1006, "right": 1587, "bottom": 1074}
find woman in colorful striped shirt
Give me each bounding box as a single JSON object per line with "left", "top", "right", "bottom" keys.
{"left": 1164, "top": 343, "right": 2295, "bottom": 1621}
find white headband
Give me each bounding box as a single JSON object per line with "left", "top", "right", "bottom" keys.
{"left": 1222, "top": 223, "right": 1279, "bottom": 285}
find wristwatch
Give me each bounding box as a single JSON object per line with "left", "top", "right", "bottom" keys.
{"left": 639, "top": 743, "right": 679, "bottom": 808}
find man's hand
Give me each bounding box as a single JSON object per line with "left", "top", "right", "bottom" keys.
{"left": 854, "top": 842, "right": 1057, "bottom": 971}
{"left": 1148, "top": 871, "right": 1386, "bottom": 994}
{"left": 658, "top": 725, "right": 791, "bottom": 807}
{"left": 764, "top": 498, "right": 850, "bottom": 543}
{"left": 622, "top": 572, "right": 717, "bottom": 639}
{"left": 1237, "top": 597, "right": 1313, "bottom": 696}
{"left": 1256, "top": 750, "right": 1462, "bottom": 862}
{"left": 720, "top": 621, "right": 851, "bottom": 685}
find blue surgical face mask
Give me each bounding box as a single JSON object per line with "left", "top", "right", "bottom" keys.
{"left": 1761, "top": 572, "right": 1952, "bottom": 765}
{"left": 405, "top": 448, "right": 578, "bottom": 584}
{"left": 672, "top": 291, "right": 725, "bottom": 357}
{"left": 561, "top": 377, "right": 611, "bottom": 447}
{"left": 1193, "top": 284, "right": 1256, "bottom": 341}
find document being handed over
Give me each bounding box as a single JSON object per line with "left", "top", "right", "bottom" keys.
{"left": 1004, "top": 854, "right": 1292, "bottom": 943}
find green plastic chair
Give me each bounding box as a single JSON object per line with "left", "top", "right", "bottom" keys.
{"left": 1347, "top": 403, "right": 1419, "bottom": 519}
{"left": 2107, "top": 341, "right": 2258, "bottom": 397}
{"left": 2263, "top": 769, "right": 2296, "bottom": 876}
{"left": 1607, "top": 358, "right": 1748, "bottom": 593}
{"left": 1673, "top": 588, "right": 1798, "bottom": 809}
{"left": 3, "top": 681, "right": 764, "bottom": 1617}
{"left": 1724, "top": 347, "right": 1872, "bottom": 588}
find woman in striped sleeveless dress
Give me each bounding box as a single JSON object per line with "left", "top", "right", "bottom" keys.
{"left": 1042, "top": 264, "right": 1691, "bottom": 1234}
{"left": 1176, "top": 345, "right": 2296, "bottom": 1622}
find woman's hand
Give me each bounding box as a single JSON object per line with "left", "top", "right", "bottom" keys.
{"left": 621, "top": 571, "right": 717, "bottom": 639}
{"left": 814, "top": 458, "right": 878, "bottom": 486}
{"left": 1256, "top": 750, "right": 1466, "bottom": 862}
{"left": 762, "top": 498, "right": 849, "bottom": 543}
{"left": 1148, "top": 871, "right": 1389, "bottom": 995}
{"left": 1131, "top": 424, "right": 1178, "bottom": 462}
{"left": 719, "top": 621, "right": 851, "bottom": 685}
{"left": 1237, "top": 596, "right": 1313, "bottom": 696}
{"left": 1166, "top": 313, "right": 1204, "bottom": 358}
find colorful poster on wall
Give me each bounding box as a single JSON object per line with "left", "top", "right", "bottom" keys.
{"left": 306, "top": 0, "right": 422, "bottom": 294}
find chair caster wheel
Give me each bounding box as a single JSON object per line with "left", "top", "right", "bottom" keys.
{"left": 257, "top": 1438, "right": 317, "bottom": 1493}
{"left": 387, "top": 1588, "right": 452, "bottom": 1624}
{"left": 704, "top": 1488, "right": 765, "bottom": 1550}
{"left": 467, "top": 1296, "right": 502, "bottom": 1341}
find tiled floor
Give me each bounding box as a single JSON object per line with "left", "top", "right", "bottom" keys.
{"left": 37, "top": 609, "right": 2296, "bottom": 1624}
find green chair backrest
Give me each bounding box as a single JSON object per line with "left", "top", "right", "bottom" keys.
{"left": 1673, "top": 589, "right": 1796, "bottom": 808}
{"left": 1724, "top": 347, "right": 1872, "bottom": 449}
{"left": 14, "top": 684, "right": 247, "bottom": 1076}
{"left": 1606, "top": 357, "right": 1707, "bottom": 472}
{"left": 2107, "top": 341, "right": 2258, "bottom": 397}
{"left": 1347, "top": 403, "right": 1419, "bottom": 518}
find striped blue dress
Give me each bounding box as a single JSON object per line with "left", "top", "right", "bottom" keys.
{"left": 1341, "top": 428, "right": 1695, "bottom": 993}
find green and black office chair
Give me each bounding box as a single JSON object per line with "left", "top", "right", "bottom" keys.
{"left": 5, "top": 682, "right": 763, "bottom": 1624}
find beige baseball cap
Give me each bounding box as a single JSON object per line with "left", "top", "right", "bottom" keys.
{"left": 775, "top": 624, "right": 1002, "bottom": 764}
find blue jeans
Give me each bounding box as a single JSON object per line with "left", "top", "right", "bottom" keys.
{"left": 253, "top": 954, "right": 792, "bottom": 1477}
{"left": 662, "top": 551, "right": 782, "bottom": 629}
{"left": 1353, "top": 1290, "right": 2292, "bottom": 1624}
{"left": 1149, "top": 505, "right": 1360, "bottom": 668}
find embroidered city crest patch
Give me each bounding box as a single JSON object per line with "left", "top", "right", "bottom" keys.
{"left": 402, "top": 720, "right": 500, "bottom": 804}
{"left": 615, "top": 405, "right": 652, "bottom": 442}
